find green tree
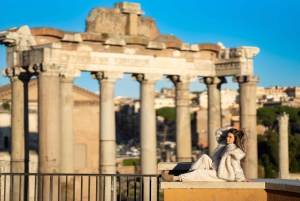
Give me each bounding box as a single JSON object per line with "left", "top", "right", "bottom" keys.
{"left": 257, "top": 107, "right": 277, "bottom": 128}
{"left": 156, "top": 107, "right": 194, "bottom": 121}
{"left": 289, "top": 133, "right": 300, "bottom": 173}
{"left": 156, "top": 107, "right": 176, "bottom": 122}
{"left": 266, "top": 130, "right": 279, "bottom": 170}
{"left": 1, "top": 101, "right": 10, "bottom": 110}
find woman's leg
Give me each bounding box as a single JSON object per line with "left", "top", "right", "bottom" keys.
{"left": 189, "top": 154, "right": 213, "bottom": 170}
{"left": 177, "top": 169, "right": 225, "bottom": 182}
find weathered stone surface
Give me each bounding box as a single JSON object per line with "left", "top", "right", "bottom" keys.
{"left": 278, "top": 112, "right": 290, "bottom": 179}
{"left": 138, "top": 17, "right": 159, "bottom": 39}
{"left": 104, "top": 37, "right": 126, "bottom": 46}
{"left": 114, "top": 2, "right": 144, "bottom": 14}
{"left": 0, "top": 25, "right": 36, "bottom": 50}
{"left": 85, "top": 4, "right": 159, "bottom": 39}
{"left": 161, "top": 179, "right": 300, "bottom": 201}
{"left": 147, "top": 41, "right": 166, "bottom": 50}
{"left": 62, "top": 33, "right": 82, "bottom": 42}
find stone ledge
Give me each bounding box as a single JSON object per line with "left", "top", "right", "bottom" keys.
{"left": 161, "top": 179, "right": 300, "bottom": 194}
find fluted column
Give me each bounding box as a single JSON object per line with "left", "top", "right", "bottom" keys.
{"left": 277, "top": 112, "right": 289, "bottom": 179}
{"left": 233, "top": 75, "right": 259, "bottom": 179}
{"left": 200, "top": 77, "right": 226, "bottom": 155}
{"left": 132, "top": 73, "right": 161, "bottom": 201}
{"left": 3, "top": 67, "right": 31, "bottom": 201}
{"left": 60, "top": 69, "right": 81, "bottom": 173}
{"left": 92, "top": 71, "right": 123, "bottom": 201}
{"left": 168, "top": 75, "right": 192, "bottom": 162}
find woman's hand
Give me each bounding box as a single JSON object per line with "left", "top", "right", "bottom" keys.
{"left": 242, "top": 180, "right": 251, "bottom": 182}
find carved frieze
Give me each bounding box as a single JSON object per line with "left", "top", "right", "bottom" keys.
{"left": 59, "top": 54, "right": 150, "bottom": 68}
{"left": 218, "top": 47, "right": 259, "bottom": 59}
{"left": 215, "top": 62, "right": 241, "bottom": 70}
{"left": 113, "top": 58, "right": 149, "bottom": 67}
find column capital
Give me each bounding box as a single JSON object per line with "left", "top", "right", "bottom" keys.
{"left": 277, "top": 112, "right": 289, "bottom": 125}
{"left": 28, "top": 63, "right": 61, "bottom": 76}
{"left": 60, "top": 68, "right": 81, "bottom": 83}
{"left": 131, "top": 73, "right": 162, "bottom": 83}
{"left": 166, "top": 75, "right": 196, "bottom": 84}
{"left": 200, "top": 76, "right": 227, "bottom": 86}
{"left": 91, "top": 71, "right": 123, "bottom": 83}
{"left": 2, "top": 67, "right": 32, "bottom": 82}
{"left": 232, "top": 75, "right": 259, "bottom": 84}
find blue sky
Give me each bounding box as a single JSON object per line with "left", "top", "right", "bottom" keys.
{"left": 0, "top": 0, "right": 299, "bottom": 98}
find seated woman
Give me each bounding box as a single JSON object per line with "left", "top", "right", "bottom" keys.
{"left": 162, "top": 127, "right": 250, "bottom": 182}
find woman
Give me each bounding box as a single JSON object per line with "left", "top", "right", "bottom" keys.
{"left": 162, "top": 127, "right": 250, "bottom": 182}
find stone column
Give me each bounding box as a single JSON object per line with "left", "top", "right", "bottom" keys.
{"left": 29, "top": 63, "right": 61, "bottom": 200}
{"left": 132, "top": 73, "right": 161, "bottom": 201}
{"left": 59, "top": 69, "right": 81, "bottom": 201}
{"left": 200, "top": 77, "right": 226, "bottom": 155}
{"left": 3, "top": 67, "right": 31, "bottom": 201}
{"left": 59, "top": 69, "right": 81, "bottom": 173}
{"left": 168, "top": 75, "right": 192, "bottom": 162}
{"left": 92, "top": 71, "right": 123, "bottom": 201}
{"left": 233, "top": 75, "right": 259, "bottom": 179}
{"left": 277, "top": 112, "right": 289, "bottom": 179}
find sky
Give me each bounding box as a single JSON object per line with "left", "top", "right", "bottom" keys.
{"left": 0, "top": 0, "right": 299, "bottom": 98}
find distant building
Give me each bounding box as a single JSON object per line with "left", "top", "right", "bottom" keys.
{"left": 199, "top": 88, "right": 238, "bottom": 109}
{"left": 256, "top": 86, "right": 300, "bottom": 108}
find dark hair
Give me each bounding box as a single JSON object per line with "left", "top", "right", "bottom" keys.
{"left": 228, "top": 128, "right": 248, "bottom": 153}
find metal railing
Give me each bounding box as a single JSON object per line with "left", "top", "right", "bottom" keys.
{"left": 0, "top": 173, "right": 162, "bottom": 201}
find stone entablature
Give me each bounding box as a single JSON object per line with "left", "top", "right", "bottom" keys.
{"left": 2, "top": 45, "right": 257, "bottom": 78}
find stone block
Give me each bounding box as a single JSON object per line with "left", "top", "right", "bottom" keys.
{"left": 104, "top": 37, "right": 126, "bottom": 46}
{"left": 190, "top": 44, "right": 199, "bottom": 52}
{"left": 114, "top": 2, "right": 144, "bottom": 15}
{"left": 181, "top": 43, "right": 190, "bottom": 51}
{"left": 62, "top": 33, "right": 82, "bottom": 42}
{"left": 147, "top": 41, "right": 166, "bottom": 50}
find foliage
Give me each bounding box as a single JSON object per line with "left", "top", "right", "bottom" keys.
{"left": 257, "top": 129, "right": 300, "bottom": 177}
{"left": 257, "top": 130, "right": 279, "bottom": 178}
{"left": 1, "top": 101, "right": 10, "bottom": 110}
{"left": 156, "top": 107, "right": 176, "bottom": 122}
{"left": 257, "top": 107, "right": 277, "bottom": 127}
{"left": 257, "top": 106, "right": 300, "bottom": 128}
{"left": 123, "top": 159, "right": 140, "bottom": 166}
{"left": 123, "top": 159, "right": 160, "bottom": 166}
{"left": 190, "top": 91, "right": 203, "bottom": 95}
{"left": 156, "top": 107, "right": 195, "bottom": 122}
{"left": 289, "top": 133, "right": 300, "bottom": 173}
{"left": 101, "top": 33, "right": 109, "bottom": 39}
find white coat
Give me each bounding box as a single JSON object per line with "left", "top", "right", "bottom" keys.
{"left": 179, "top": 127, "right": 246, "bottom": 182}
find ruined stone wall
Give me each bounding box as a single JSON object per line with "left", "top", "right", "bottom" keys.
{"left": 85, "top": 7, "right": 159, "bottom": 39}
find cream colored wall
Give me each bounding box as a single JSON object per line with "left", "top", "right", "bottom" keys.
{"left": 73, "top": 105, "right": 99, "bottom": 173}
